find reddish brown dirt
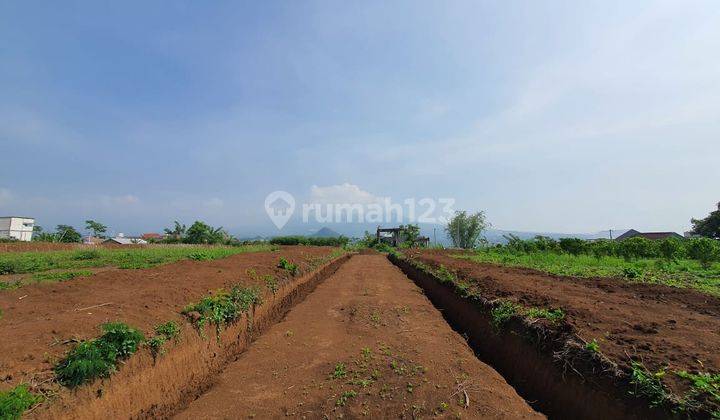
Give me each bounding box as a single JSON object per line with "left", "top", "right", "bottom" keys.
{"left": 406, "top": 249, "right": 720, "bottom": 396}
{"left": 175, "top": 254, "right": 542, "bottom": 419}
{"left": 0, "top": 246, "right": 335, "bottom": 392}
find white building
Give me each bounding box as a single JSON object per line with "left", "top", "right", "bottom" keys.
{"left": 0, "top": 216, "right": 35, "bottom": 241}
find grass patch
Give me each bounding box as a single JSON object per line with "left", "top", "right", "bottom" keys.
{"left": 55, "top": 322, "right": 145, "bottom": 387}
{"left": 456, "top": 250, "right": 720, "bottom": 297}
{"left": 32, "top": 270, "right": 93, "bottom": 283}
{"left": 331, "top": 363, "right": 347, "bottom": 379}
{"left": 0, "top": 384, "right": 42, "bottom": 419}
{"left": 525, "top": 307, "right": 565, "bottom": 323}
{"left": 0, "top": 245, "right": 273, "bottom": 276}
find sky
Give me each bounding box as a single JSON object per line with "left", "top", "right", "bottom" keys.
{"left": 1, "top": 1, "right": 719, "bottom": 237}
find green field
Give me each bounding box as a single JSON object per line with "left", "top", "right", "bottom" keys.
{"left": 0, "top": 245, "right": 275, "bottom": 289}
{"left": 456, "top": 250, "right": 720, "bottom": 297}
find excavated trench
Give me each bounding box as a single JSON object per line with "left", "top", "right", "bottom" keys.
{"left": 388, "top": 254, "right": 670, "bottom": 420}
{"left": 35, "top": 254, "right": 352, "bottom": 420}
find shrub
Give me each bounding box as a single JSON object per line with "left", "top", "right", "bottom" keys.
{"left": 559, "top": 238, "right": 586, "bottom": 256}
{"left": 618, "top": 237, "right": 659, "bottom": 260}
{"left": 0, "top": 384, "right": 42, "bottom": 419}
{"left": 277, "top": 258, "right": 299, "bottom": 275}
{"left": 658, "top": 238, "right": 684, "bottom": 261}
{"left": 183, "top": 286, "right": 262, "bottom": 337}
{"left": 55, "top": 322, "right": 145, "bottom": 387}
{"left": 686, "top": 238, "right": 719, "bottom": 268}
{"left": 525, "top": 307, "right": 565, "bottom": 323}
{"left": 588, "top": 239, "right": 618, "bottom": 258}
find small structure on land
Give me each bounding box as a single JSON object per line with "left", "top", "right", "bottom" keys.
{"left": 141, "top": 232, "right": 165, "bottom": 241}
{"left": 376, "top": 226, "right": 430, "bottom": 247}
{"left": 0, "top": 216, "right": 35, "bottom": 241}
{"left": 615, "top": 229, "right": 684, "bottom": 241}
{"left": 103, "top": 233, "right": 148, "bottom": 245}
{"left": 83, "top": 236, "right": 105, "bottom": 245}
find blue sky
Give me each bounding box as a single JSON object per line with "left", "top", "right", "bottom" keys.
{"left": 1, "top": 1, "right": 719, "bottom": 236}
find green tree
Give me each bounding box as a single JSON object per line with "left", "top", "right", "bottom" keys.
{"left": 686, "top": 237, "right": 719, "bottom": 268}
{"left": 691, "top": 202, "right": 720, "bottom": 239}
{"left": 398, "top": 224, "right": 421, "bottom": 247}
{"left": 55, "top": 225, "right": 82, "bottom": 243}
{"left": 163, "top": 221, "right": 186, "bottom": 240}
{"left": 559, "top": 238, "right": 586, "bottom": 256}
{"left": 445, "top": 211, "right": 489, "bottom": 249}
{"left": 84, "top": 220, "right": 108, "bottom": 238}
{"left": 658, "top": 238, "right": 684, "bottom": 261}
{"left": 184, "top": 221, "right": 227, "bottom": 244}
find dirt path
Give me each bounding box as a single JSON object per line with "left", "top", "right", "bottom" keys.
{"left": 175, "top": 254, "right": 541, "bottom": 419}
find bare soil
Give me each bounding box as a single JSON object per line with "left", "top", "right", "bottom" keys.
{"left": 175, "top": 254, "right": 542, "bottom": 419}
{"left": 0, "top": 246, "right": 335, "bottom": 392}
{"left": 404, "top": 249, "right": 720, "bottom": 398}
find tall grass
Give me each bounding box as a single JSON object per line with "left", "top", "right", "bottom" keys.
{"left": 457, "top": 250, "right": 720, "bottom": 296}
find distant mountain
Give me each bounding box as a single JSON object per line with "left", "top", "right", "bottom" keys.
{"left": 312, "top": 227, "right": 342, "bottom": 238}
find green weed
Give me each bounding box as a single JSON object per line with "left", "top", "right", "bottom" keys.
{"left": 331, "top": 363, "right": 347, "bottom": 379}
{"left": 0, "top": 384, "right": 42, "bottom": 419}
{"left": 585, "top": 339, "right": 600, "bottom": 353}
{"left": 491, "top": 300, "right": 519, "bottom": 329}
{"left": 336, "top": 390, "right": 357, "bottom": 406}
{"left": 629, "top": 361, "right": 667, "bottom": 407}
{"left": 277, "top": 257, "right": 299, "bottom": 276}
{"left": 525, "top": 307, "right": 565, "bottom": 323}
{"left": 676, "top": 370, "right": 720, "bottom": 412}
{"left": 55, "top": 322, "right": 145, "bottom": 387}
{"left": 263, "top": 275, "right": 278, "bottom": 294}
{"left": 182, "top": 286, "right": 261, "bottom": 337}
{"left": 146, "top": 321, "right": 181, "bottom": 359}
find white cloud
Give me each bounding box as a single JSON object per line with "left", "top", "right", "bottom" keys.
{"left": 309, "top": 183, "right": 382, "bottom": 205}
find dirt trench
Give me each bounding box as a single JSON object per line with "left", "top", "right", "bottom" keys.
{"left": 174, "top": 254, "right": 541, "bottom": 419}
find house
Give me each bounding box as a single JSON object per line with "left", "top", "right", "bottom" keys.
{"left": 376, "top": 226, "right": 430, "bottom": 247}
{"left": 103, "top": 233, "right": 148, "bottom": 245}
{"left": 615, "top": 229, "right": 684, "bottom": 241}
{"left": 83, "top": 236, "right": 105, "bottom": 245}
{"left": 0, "top": 216, "right": 35, "bottom": 241}
{"left": 141, "top": 233, "right": 165, "bottom": 241}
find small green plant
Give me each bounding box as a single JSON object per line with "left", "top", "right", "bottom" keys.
{"left": 146, "top": 321, "right": 181, "bottom": 359}
{"left": 0, "top": 384, "right": 42, "bottom": 419}
{"left": 263, "top": 275, "right": 278, "bottom": 294}
{"left": 435, "top": 265, "right": 457, "bottom": 284}
{"left": 585, "top": 339, "right": 600, "bottom": 353}
{"left": 277, "top": 257, "right": 299, "bottom": 275}
{"left": 491, "top": 300, "right": 519, "bottom": 329}
{"left": 676, "top": 370, "right": 720, "bottom": 411}
{"left": 525, "top": 307, "right": 565, "bottom": 323}
{"left": 336, "top": 390, "right": 357, "bottom": 407}
{"left": 629, "top": 361, "right": 667, "bottom": 407}
{"left": 331, "top": 363, "right": 347, "bottom": 379}
{"left": 188, "top": 252, "right": 211, "bottom": 261}
{"left": 55, "top": 322, "right": 145, "bottom": 387}
{"left": 0, "top": 280, "right": 22, "bottom": 291}
{"left": 623, "top": 266, "right": 643, "bottom": 279}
